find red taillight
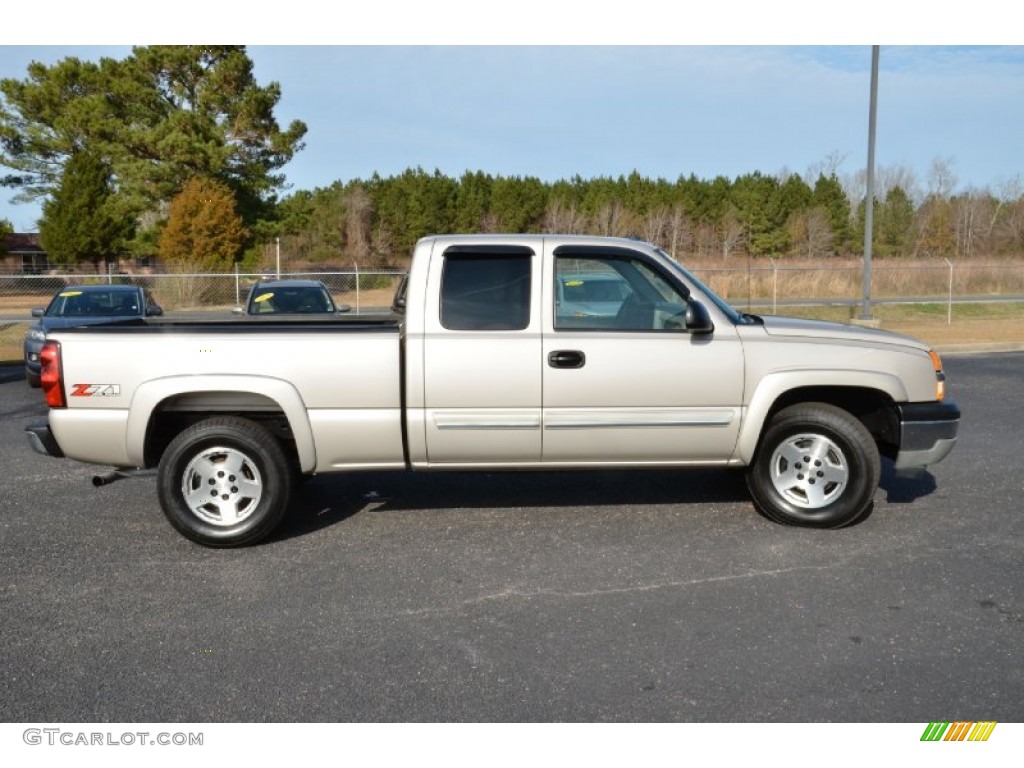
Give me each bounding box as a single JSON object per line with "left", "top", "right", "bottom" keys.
{"left": 40, "top": 340, "right": 66, "bottom": 408}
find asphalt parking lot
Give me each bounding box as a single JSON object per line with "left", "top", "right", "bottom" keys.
{"left": 1, "top": 354, "right": 1021, "bottom": 722}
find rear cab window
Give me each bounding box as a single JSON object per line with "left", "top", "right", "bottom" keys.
{"left": 440, "top": 251, "right": 532, "bottom": 331}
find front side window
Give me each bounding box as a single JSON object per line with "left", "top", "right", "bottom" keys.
{"left": 554, "top": 255, "right": 688, "bottom": 331}
{"left": 441, "top": 254, "right": 531, "bottom": 331}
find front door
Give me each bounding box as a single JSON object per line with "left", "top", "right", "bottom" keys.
{"left": 542, "top": 245, "right": 744, "bottom": 465}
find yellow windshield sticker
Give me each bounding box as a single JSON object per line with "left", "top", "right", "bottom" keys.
{"left": 253, "top": 292, "right": 274, "bottom": 303}
{"left": 59, "top": 290, "right": 83, "bottom": 297}
{"left": 565, "top": 280, "right": 584, "bottom": 287}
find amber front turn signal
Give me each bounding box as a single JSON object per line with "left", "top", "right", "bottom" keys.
{"left": 929, "top": 349, "right": 946, "bottom": 401}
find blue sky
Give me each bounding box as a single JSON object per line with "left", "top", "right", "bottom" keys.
{"left": 1, "top": 5, "right": 1022, "bottom": 231}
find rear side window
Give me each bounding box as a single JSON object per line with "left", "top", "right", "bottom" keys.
{"left": 440, "top": 254, "right": 531, "bottom": 331}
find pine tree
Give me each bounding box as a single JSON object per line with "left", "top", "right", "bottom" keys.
{"left": 812, "top": 174, "right": 852, "bottom": 254}
{"left": 39, "top": 151, "right": 132, "bottom": 268}
{"left": 0, "top": 218, "right": 12, "bottom": 252}
{"left": 878, "top": 185, "right": 916, "bottom": 257}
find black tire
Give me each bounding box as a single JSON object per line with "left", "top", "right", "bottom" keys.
{"left": 26, "top": 369, "right": 41, "bottom": 388}
{"left": 157, "top": 416, "right": 292, "bottom": 547}
{"left": 746, "top": 403, "right": 880, "bottom": 529}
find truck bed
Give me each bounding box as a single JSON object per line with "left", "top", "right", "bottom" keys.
{"left": 46, "top": 316, "right": 407, "bottom": 473}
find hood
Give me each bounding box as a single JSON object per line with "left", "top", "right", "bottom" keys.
{"left": 759, "top": 315, "right": 930, "bottom": 352}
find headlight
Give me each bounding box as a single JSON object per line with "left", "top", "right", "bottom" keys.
{"left": 26, "top": 328, "right": 47, "bottom": 342}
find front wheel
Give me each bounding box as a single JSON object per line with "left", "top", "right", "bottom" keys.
{"left": 157, "top": 416, "right": 293, "bottom": 547}
{"left": 747, "top": 403, "right": 880, "bottom": 528}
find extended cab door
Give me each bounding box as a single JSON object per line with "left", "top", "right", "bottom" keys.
{"left": 542, "top": 244, "right": 744, "bottom": 464}
{"left": 419, "top": 244, "right": 543, "bottom": 465}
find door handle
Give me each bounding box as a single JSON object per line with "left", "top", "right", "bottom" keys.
{"left": 548, "top": 350, "right": 586, "bottom": 369}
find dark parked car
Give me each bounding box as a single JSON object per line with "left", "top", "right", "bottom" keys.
{"left": 24, "top": 284, "right": 163, "bottom": 387}
{"left": 234, "top": 279, "right": 348, "bottom": 315}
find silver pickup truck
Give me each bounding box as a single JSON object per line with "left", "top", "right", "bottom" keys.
{"left": 26, "top": 235, "right": 960, "bottom": 546}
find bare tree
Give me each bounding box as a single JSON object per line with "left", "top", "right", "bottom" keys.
{"left": 667, "top": 204, "right": 693, "bottom": 259}
{"left": 846, "top": 163, "right": 920, "bottom": 205}
{"left": 878, "top": 165, "right": 921, "bottom": 203}
{"left": 694, "top": 222, "right": 718, "bottom": 260}
{"left": 927, "top": 156, "right": 958, "bottom": 198}
{"left": 788, "top": 207, "right": 834, "bottom": 258}
{"left": 479, "top": 211, "right": 502, "bottom": 234}
{"left": 720, "top": 207, "right": 745, "bottom": 261}
{"left": 1001, "top": 196, "right": 1024, "bottom": 252}
{"left": 804, "top": 150, "right": 848, "bottom": 184}
{"left": 593, "top": 201, "right": 626, "bottom": 237}
{"left": 641, "top": 206, "right": 671, "bottom": 249}
{"left": 342, "top": 186, "right": 373, "bottom": 263}
{"left": 807, "top": 208, "right": 835, "bottom": 258}
{"left": 543, "top": 198, "right": 587, "bottom": 234}
{"left": 995, "top": 174, "right": 1023, "bottom": 202}
{"left": 371, "top": 227, "right": 395, "bottom": 267}
{"left": 952, "top": 189, "right": 995, "bottom": 258}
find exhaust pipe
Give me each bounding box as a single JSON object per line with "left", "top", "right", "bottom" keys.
{"left": 92, "top": 468, "right": 157, "bottom": 487}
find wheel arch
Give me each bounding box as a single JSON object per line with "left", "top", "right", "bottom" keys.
{"left": 738, "top": 371, "right": 905, "bottom": 464}
{"left": 126, "top": 376, "right": 316, "bottom": 473}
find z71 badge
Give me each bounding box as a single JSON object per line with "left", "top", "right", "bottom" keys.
{"left": 70, "top": 384, "right": 121, "bottom": 397}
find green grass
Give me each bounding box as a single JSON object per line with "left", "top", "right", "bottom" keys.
{"left": 1, "top": 322, "right": 26, "bottom": 365}
{"left": 1, "top": 322, "right": 27, "bottom": 365}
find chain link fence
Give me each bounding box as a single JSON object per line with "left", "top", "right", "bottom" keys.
{"left": 4, "top": 261, "right": 1024, "bottom": 314}
{"left": 0, "top": 268, "right": 406, "bottom": 316}
{"left": 689, "top": 260, "right": 1024, "bottom": 317}
{"left": 2, "top": 261, "right": 1023, "bottom": 361}
{"left": 3, "top": 261, "right": 1024, "bottom": 317}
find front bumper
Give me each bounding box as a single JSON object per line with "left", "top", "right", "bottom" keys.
{"left": 25, "top": 420, "right": 64, "bottom": 458}
{"left": 894, "top": 400, "right": 960, "bottom": 469}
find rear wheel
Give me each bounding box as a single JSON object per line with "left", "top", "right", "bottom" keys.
{"left": 157, "top": 416, "right": 292, "bottom": 547}
{"left": 747, "top": 403, "right": 880, "bottom": 528}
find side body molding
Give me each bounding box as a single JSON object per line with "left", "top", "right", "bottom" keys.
{"left": 736, "top": 369, "right": 908, "bottom": 464}
{"left": 125, "top": 375, "right": 317, "bottom": 472}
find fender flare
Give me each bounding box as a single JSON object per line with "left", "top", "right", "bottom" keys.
{"left": 125, "top": 375, "right": 316, "bottom": 472}
{"left": 736, "top": 369, "right": 907, "bottom": 464}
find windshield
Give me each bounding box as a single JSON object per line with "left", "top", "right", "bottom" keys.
{"left": 657, "top": 249, "right": 749, "bottom": 325}
{"left": 45, "top": 289, "right": 142, "bottom": 318}
{"left": 249, "top": 285, "right": 336, "bottom": 314}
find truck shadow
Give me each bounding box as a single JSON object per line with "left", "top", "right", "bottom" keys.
{"left": 878, "top": 460, "right": 938, "bottom": 504}
{"left": 274, "top": 467, "right": 753, "bottom": 542}
{"left": 274, "top": 460, "right": 944, "bottom": 542}
{"left": 0, "top": 364, "right": 28, "bottom": 385}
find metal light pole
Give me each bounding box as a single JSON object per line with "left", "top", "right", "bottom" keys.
{"left": 275, "top": 237, "right": 281, "bottom": 279}
{"left": 861, "top": 45, "right": 880, "bottom": 321}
